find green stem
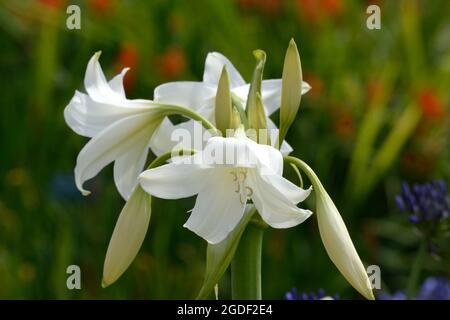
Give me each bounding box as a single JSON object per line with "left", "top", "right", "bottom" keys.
{"left": 406, "top": 240, "right": 427, "bottom": 299}
{"left": 158, "top": 103, "right": 218, "bottom": 134}
{"left": 231, "top": 94, "right": 249, "bottom": 129}
{"left": 231, "top": 221, "right": 264, "bottom": 300}
{"left": 148, "top": 149, "right": 196, "bottom": 169}
{"left": 284, "top": 156, "right": 320, "bottom": 191}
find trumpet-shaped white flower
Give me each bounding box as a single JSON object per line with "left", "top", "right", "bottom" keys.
{"left": 152, "top": 52, "right": 311, "bottom": 155}
{"left": 139, "top": 129, "right": 312, "bottom": 244}
{"left": 64, "top": 52, "right": 173, "bottom": 200}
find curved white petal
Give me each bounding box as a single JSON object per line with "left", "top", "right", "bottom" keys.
{"left": 245, "top": 137, "right": 284, "bottom": 175}
{"left": 261, "top": 173, "right": 312, "bottom": 205}
{"left": 84, "top": 52, "right": 125, "bottom": 103}
{"left": 148, "top": 118, "right": 179, "bottom": 156}
{"left": 183, "top": 170, "right": 246, "bottom": 244}
{"left": 102, "top": 187, "right": 151, "bottom": 287}
{"left": 75, "top": 112, "right": 160, "bottom": 195}
{"left": 248, "top": 170, "right": 312, "bottom": 228}
{"left": 64, "top": 91, "right": 150, "bottom": 138}
{"left": 154, "top": 81, "right": 215, "bottom": 112}
{"left": 202, "top": 135, "right": 260, "bottom": 169}
{"left": 203, "top": 52, "right": 246, "bottom": 88}
{"left": 139, "top": 157, "right": 210, "bottom": 199}
{"left": 232, "top": 79, "right": 311, "bottom": 115}
{"left": 108, "top": 67, "right": 129, "bottom": 98}
{"left": 113, "top": 137, "right": 150, "bottom": 200}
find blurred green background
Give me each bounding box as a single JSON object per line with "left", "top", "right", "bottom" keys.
{"left": 0, "top": 0, "right": 448, "bottom": 299}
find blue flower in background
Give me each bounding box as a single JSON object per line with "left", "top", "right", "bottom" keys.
{"left": 416, "top": 277, "right": 450, "bottom": 300}
{"left": 395, "top": 180, "right": 449, "bottom": 224}
{"left": 377, "top": 291, "right": 407, "bottom": 300}
{"left": 378, "top": 277, "right": 450, "bottom": 300}
{"left": 285, "top": 287, "right": 339, "bottom": 300}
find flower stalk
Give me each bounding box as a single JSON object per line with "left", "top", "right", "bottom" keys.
{"left": 231, "top": 220, "right": 265, "bottom": 300}
{"left": 406, "top": 240, "right": 427, "bottom": 299}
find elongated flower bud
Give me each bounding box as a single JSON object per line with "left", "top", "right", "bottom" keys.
{"left": 291, "top": 157, "right": 375, "bottom": 300}
{"left": 315, "top": 184, "right": 375, "bottom": 300}
{"left": 215, "top": 66, "right": 233, "bottom": 135}
{"left": 246, "top": 50, "right": 268, "bottom": 132}
{"left": 279, "top": 39, "right": 303, "bottom": 145}
{"left": 102, "top": 187, "right": 151, "bottom": 287}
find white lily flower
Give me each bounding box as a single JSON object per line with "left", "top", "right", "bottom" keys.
{"left": 64, "top": 52, "right": 169, "bottom": 200}
{"left": 152, "top": 52, "right": 311, "bottom": 155}
{"left": 139, "top": 129, "right": 312, "bottom": 244}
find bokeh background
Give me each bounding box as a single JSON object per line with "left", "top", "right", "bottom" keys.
{"left": 0, "top": 0, "right": 448, "bottom": 299}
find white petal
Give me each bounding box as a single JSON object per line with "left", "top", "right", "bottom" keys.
{"left": 113, "top": 137, "right": 150, "bottom": 200}
{"left": 102, "top": 187, "right": 151, "bottom": 287}
{"left": 148, "top": 118, "right": 179, "bottom": 156}
{"left": 203, "top": 52, "right": 246, "bottom": 88}
{"left": 154, "top": 81, "right": 215, "bottom": 112}
{"left": 75, "top": 112, "right": 160, "bottom": 195}
{"left": 64, "top": 90, "right": 149, "bottom": 138}
{"left": 84, "top": 52, "right": 124, "bottom": 103}
{"left": 248, "top": 170, "right": 312, "bottom": 228}
{"left": 232, "top": 79, "right": 311, "bottom": 115}
{"left": 245, "top": 137, "right": 284, "bottom": 175}
{"left": 139, "top": 157, "right": 210, "bottom": 199}
{"left": 202, "top": 135, "right": 262, "bottom": 169}
{"left": 261, "top": 173, "right": 312, "bottom": 205}
{"left": 108, "top": 67, "right": 129, "bottom": 98}
{"left": 184, "top": 170, "right": 246, "bottom": 244}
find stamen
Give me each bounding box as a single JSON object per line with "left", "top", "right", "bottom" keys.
{"left": 239, "top": 194, "right": 246, "bottom": 205}
{"left": 245, "top": 186, "right": 253, "bottom": 197}
{"left": 235, "top": 183, "right": 240, "bottom": 193}
{"left": 230, "top": 172, "right": 238, "bottom": 181}
{"left": 240, "top": 171, "right": 247, "bottom": 181}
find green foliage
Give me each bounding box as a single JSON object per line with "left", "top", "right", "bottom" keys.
{"left": 0, "top": 0, "right": 448, "bottom": 299}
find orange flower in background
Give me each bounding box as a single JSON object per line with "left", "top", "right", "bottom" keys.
{"left": 258, "top": 0, "right": 283, "bottom": 16}
{"left": 322, "top": 0, "right": 343, "bottom": 15}
{"left": 418, "top": 89, "right": 446, "bottom": 120}
{"left": 366, "top": 79, "right": 384, "bottom": 104}
{"left": 156, "top": 46, "right": 186, "bottom": 80}
{"left": 334, "top": 113, "right": 354, "bottom": 140}
{"left": 297, "top": 0, "right": 321, "bottom": 23}
{"left": 115, "top": 43, "right": 139, "bottom": 91}
{"left": 297, "top": 0, "right": 343, "bottom": 23}
{"left": 89, "top": 0, "right": 112, "bottom": 16}
{"left": 401, "top": 151, "right": 436, "bottom": 179}
{"left": 38, "top": 0, "right": 64, "bottom": 10}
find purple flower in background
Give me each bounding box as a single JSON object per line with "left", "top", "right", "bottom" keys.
{"left": 416, "top": 277, "right": 450, "bottom": 300}
{"left": 285, "top": 287, "right": 339, "bottom": 300}
{"left": 395, "top": 180, "right": 449, "bottom": 224}
{"left": 378, "top": 277, "right": 450, "bottom": 300}
{"left": 377, "top": 291, "right": 407, "bottom": 300}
